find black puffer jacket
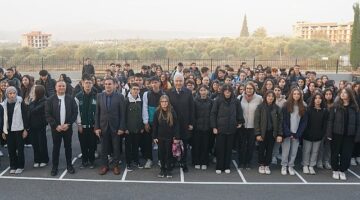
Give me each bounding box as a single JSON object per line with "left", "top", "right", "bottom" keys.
{"left": 194, "top": 97, "right": 213, "bottom": 132}
{"left": 210, "top": 95, "right": 244, "bottom": 135}
{"left": 303, "top": 107, "right": 328, "bottom": 141}
{"left": 28, "top": 97, "right": 47, "bottom": 129}
{"left": 327, "top": 102, "right": 360, "bottom": 142}
{"left": 254, "top": 103, "right": 283, "bottom": 139}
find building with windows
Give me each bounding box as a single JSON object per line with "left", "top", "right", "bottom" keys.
{"left": 21, "top": 31, "right": 52, "bottom": 48}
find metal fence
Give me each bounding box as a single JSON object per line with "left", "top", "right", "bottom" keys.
{"left": 0, "top": 57, "right": 353, "bottom": 74}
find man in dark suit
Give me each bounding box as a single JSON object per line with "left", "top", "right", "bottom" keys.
{"left": 45, "top": 80, "right": 78, "bottom": 176}
{"left": 95, "top": 77, "right": 126, "bottom": 175}
{"left": 167, "top": 73, "right": 195, "bottom": 173}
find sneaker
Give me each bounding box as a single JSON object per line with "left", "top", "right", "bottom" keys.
{"left": 309, "top": 167, "right": 316, "bottom": 175}
{"left": 271, "top": 157, "right": 277, "bottom": 165}
{"left": 80, "top": 162, "right": 88, "bottom": 169}
{"left": 356, "top": 157, "right": 360, "bottom": 165}
{"left": 94, "top": 152, "right": 99, "bottom": 159}
{"left": 15, "top": 168, "right": 24, "bottom": 174}
{"left": 201, "top": 165, "right": 207, "bottom": 170}
{"left": 317, "top": 163, "right": 324, "bottom": 169}
{"left": 212, "top": 157, "right": 217, "bottom": 164}
{"left": 339, "top": 172, "right": 347, "bottom": 181}
{"left": 195, "top": 165, "right": 201, "bottom": 169}
{"left": 332, "top": 171, "right": 340, "bottom": 180}
{"left": 157, "top": 160, "right": 161, "bottom": 167}
{"left": 67, "top": 165, "right": 75, "bottom": 174}
{"left": 9, "top": 169, "right": 16, "bottom": 174}
{"left": 324, "top": 162, "right": 332, "bottom": 170}
{"left": 77, "top": 153, "right": 82, "bottom": 159}
{"left": 288, "top": 167, "right": 295, "bottom": 176}
{"left": 281, "top": 166, "right": 287, "bottom": 175}
{"left": 351, "top": 158, "right": 357, "bottom": 166}
{"left": 126, "top": 164, "right": 134, "bottom": 172}
{"left": 144, "top": 159, "right": 153, "bottom": 169}
{"left": 264, "top": 166, "right": 271, "bottom": 175}
{"left": 215, "top": 170, "right": 222, "bottom": 174}
{"left": 158, "top": 170, "right": 165, "bottom": 178}
{"left": 51, "top": 168, "right": 58, "bottom": 176}
{"left": 4, "top": 144, "right": 7, "bottom": 148}
{"left": 33, "top": 163, "right": 40, "bottom": 168}
{"left": 258, "top": 166, "right": 265, "bottom": 174}
{"left": 224, "top": 169, "right": 231, "bottom": 174}
{"left": 39, "top": 163, "right": 48, "bottom": 167}
{"left": 303, "top": 166, "right": 309, "bottom": 174}
{"left": 135, "top": 162, "right": 143, "bottom": 169}
{"left": 0, "top": 150, "right": 3, "bottom": 157}
{"left": 88, "top": 162, "right": 95, "bottom": 169}
{"left": 166, "top": 171, "right": 173, "bottom": 178}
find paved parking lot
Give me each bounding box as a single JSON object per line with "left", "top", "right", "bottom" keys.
{"left": 0, "top": 127, "right": 359, "bottom": 200}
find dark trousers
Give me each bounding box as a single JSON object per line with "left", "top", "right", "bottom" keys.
{"left": 238, "top": 128, "right": 256, "bottom": 166}
{"left": 193, "top": 130, "right": 210, "bottom": 165}
{"left": 216, "top": 134, "right": 234, "bottom": 171}
{"left": 30, "top": 127, "right": 49, "bottom": 164}
{"left": 180, "top": 138, "right": 190, "bottom": 166}
{"left": 158, "top": 139, "right": 172, "bottom": 172}
{"left": 7, "top": 131, "right": 25, "bottom": 169}
{"left": 258, "top": 131, "right": 275, "bottom": 166}
{"left": 52, "top": 129, "right": 73, "bottom": 168}
{"left": 140, "top": 130, "right": 153, "bottom": 160}
{"left": 78, "top": 128, "right": 97, "bottom": 164}
{"left": 125, "top": 133, "right": 141, "bottom": 164}
{"left": 331, "top": 134, "right": 355, "bottom": 172}
{"left": 101, "top": 128, "right": 121, "bottom": 167}
{"left": 352, "top": 142, "right": 360, "bottom": 158}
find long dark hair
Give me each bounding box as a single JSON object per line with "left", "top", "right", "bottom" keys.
{"left": 262, "top": 90, "right": 276, "bottom": 105}
{"left": 309, "top": 92, "right": 325, "bottom": 109}
{"left": 21, "top": 75, "right": 34, "bottom": 99}
{"left": 337, "top": 88, "right": 359, "bottom": 111}
{"left": 34, "top": 85, "right": 45, "bottom": 101}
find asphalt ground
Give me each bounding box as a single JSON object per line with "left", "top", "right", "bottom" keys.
{"left": 0, "top": 125, "right": 359, "bottom": 200}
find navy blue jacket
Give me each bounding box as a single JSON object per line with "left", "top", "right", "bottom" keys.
{"left": 282, "top": 105, "right": 308, "bottom": 139}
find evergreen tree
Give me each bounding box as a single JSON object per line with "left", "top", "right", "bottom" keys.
{"left": 240, "top": 15, "right": 249, "bottom": 37}
{"left": 350, "top": 3, "right": 360, "bottom": 69}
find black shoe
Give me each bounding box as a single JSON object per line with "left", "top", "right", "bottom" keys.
{"left": 88, "top": 161, "right": 95, "bottom": 169}
{"left": 135, "top": 162, "right": 143, "bottom": 169}
{"left": 245, "top": 164, "right": 251, "bottom": 170}
{"left": 126, "top": 164, "right": 134, "bottom": 172}
{"left": 166, "top": 171, "right": 173, "bottom": 178}
{"left": 80, "top": 161, "right": 88, "bottom": 169}
{"left": 158, "top": 170, "right": 165, "bottom": 178}
{"left": 67, "top": 165, "right": 75, "bottom": 174}
{"left": 182, "top": 165, "right": 189, "bottom": 173}
{"left": 51, "top": 168, "right": 58, "bottom": 176}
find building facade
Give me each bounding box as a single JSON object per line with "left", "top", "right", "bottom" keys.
{"left": 293, "top": 21, "right": 353, "bottom": 44}
{"left": 21, "top": 31, "right": 52, "bottom": 48}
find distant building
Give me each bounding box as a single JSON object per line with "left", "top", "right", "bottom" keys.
{"left": 21, "top": 31, "right": 52, "bottom": 48}
{"left": 293, "top": 21, "right": 353, "bottom": 44}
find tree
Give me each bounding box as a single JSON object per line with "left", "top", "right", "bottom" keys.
{"left": 240, "top": 15, "right": 249, "bottom": 37}
{"left": 350, "top": 3, "right": 360, "bottom": 69}
{"left": 252, "top": 27, "right": 267, "bottom": 38}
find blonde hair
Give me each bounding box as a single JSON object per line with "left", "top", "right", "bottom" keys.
{"left": 157, "top": 95, "right": 174, "bottom": 127}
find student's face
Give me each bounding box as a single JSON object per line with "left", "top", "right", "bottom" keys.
{"left": 22, "top": 77, "right": 29, "bottom": 87}
{"left": 339, "top": 82, "right": 345, "bottom": 89}
{"left": 156, "top": 70, "right": 162, "bottom": 77}
{"left": 314, "top": 95, "right": 322, "bottom": 106}
{"left": 56, "top": 82, "right": 66, "bottom": 95}
{"left": 104, "top": 80, "right": 114, "bottom": 93}
{"left": 316, "top": 79, "right": 322, "bottom": 87}
{"left": 7, "top": 90, "right": 16, "bottom": 101}
{"left": 325, "top": 91, "right": 333, "bottom": 100}
{"left": 322, "top": 76, "right": 328, "bottom": 84}
{"left": 218, "top": 71, "right": 225, "bottom": 79}
{"left": 245, "top": 85, "right": 254, "bottom": 96}
{"left": 129, "top": 78, "right": 135, "bottom": 84}
{"left": 160, "top": 98, "right": 169, "bottom": 109}
{"left": 135, "top": 77, "right": 143, "bottom": 86}
{"left": 238, "top": 86, "right": 244, "bottom": 95}
{"left": 266, "top": 94, "right": 275, "bottom": 104}
{"left": 225, "top": 78, "right": 232, "bottom": 84}
{"left": 308, "top": 83, "right": 315, "bottom": 92}
{"left": 151, "top": 81, "right": 160, "bottom": 90}
{"left": 199, "top": 87, "right": 208, "bottom": 97}
{"left": 223, "top": 90, "right": 231, "bottom": 99}
{"left": 240, "top": 73, "right": 246, "bottom": 80}
{"left": 82, "top": 80, "right": 93, "bottom": 91}
{"left": 6, "top": 70, "right": 14, "bottom": 78}
{"left": 40, "top": 75, "right": 48, "bottom": 82}
{"left": 294, "top": 66, "right": 300, "bottom": 74}
{"left": 202, "top": 77, "right": 209, "bottom": 86}
{"left": 160, "top": 75, "right": 166, "bottom": 82}
{"left": 186, "top": 84, "right": 194, "bottom": 91}
{"left": 298, "top": 80, "right": 305, "bottom": 87}
{"left": 212, "top": 83, "right": 219, "bottom": 91}
{"left": 196, "top": 78, "right": 202, "bottom": 85}
{"left": 279, "top": 79, "right": 285, "bottom": 87}
{"left": 130, "top": 86, "right": 140, "bottom": 97}
{"left": 340, "top": 90, "right": 349, "bottom": 101}
{"left": 265, "top": 81, "right": 273, "bottom": 90}
{"left": 274, "top": 88, "right": 281, "bottom": 97}
{"left": 292, "top": 90, "right": 301, "bottom": 101}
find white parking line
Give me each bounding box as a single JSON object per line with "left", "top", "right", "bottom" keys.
{"left": 232, "top": 160, "right": 247, "bottom": 183}
{"left": 121, "top": 168, "right": 128, "bottom": 181}
{"left": 180, "top": 168, "right": 184, "bottom": 182}
{"left": 59, "top": 157, "right": 78, "bottom": 179}
{"left": 294, "top": 170, "right": 308, "bottom": 183}
{"left": 0, "top": 167, "right": 10, "bottom": 176}
{"left": 348, "top": 169, "right": 360, "bottom": 180}
{"left": 0, "top": 175, "right": 360, "bottom": 185}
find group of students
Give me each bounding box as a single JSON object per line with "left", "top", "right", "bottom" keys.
{"left": 0, "top": 61, "right": 359, "bottom": 181}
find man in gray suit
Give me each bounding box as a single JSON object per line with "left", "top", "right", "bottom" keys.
{"left": 95, "top": 77, "right": 126, "bottom": 175}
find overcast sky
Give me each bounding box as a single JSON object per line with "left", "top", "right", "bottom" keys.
{"left": 0, "top": 0, "right": 357, "bottom": 40}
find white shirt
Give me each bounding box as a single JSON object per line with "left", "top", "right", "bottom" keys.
{"left": 58, "top": 95, "right": 66, "bottom": 125}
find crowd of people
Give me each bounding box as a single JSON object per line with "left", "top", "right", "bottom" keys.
{"left": 0, "top": 58, "right": 359, "bottom": 181}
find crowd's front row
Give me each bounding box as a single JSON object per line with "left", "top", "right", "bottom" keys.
{"left": 1, "top": 73, "right": 359, "bottom": 181}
